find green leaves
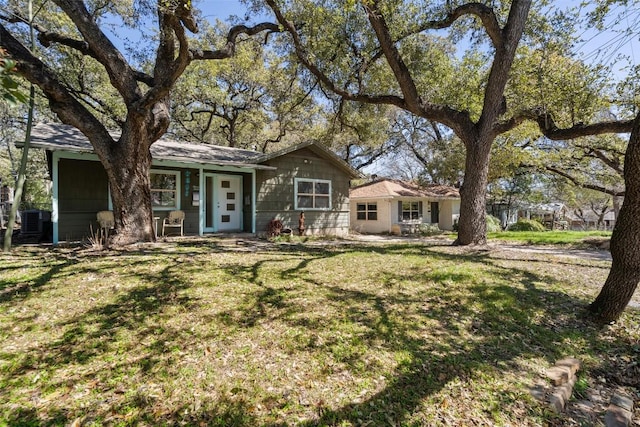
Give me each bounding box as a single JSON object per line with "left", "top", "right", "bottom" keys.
{"left": 0, "top": 55, "right": 27, "bottom": 105}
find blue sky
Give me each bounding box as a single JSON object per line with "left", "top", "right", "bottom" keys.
{"left": 191, "top": 0, "right": 637, "bottom": 79}
{"left": 104, "top": 1, "right": 636, "bottom": 82}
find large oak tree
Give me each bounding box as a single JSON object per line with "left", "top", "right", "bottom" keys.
{"left": 0, "top": 0, "right": 277, "bottom": 245}
{"left": 265, "top": 0, "right": 533, "bottom": 244}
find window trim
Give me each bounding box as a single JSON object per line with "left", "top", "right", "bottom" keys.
{"left": 294, "top": 178, "right": 332, "bottom": 211}
{"left": 399, "top": 200, "right": 423, "bottom": 221}
{"left": 356, "top": 202, "right": 378, "bottom": 221}
{"left": 150, "top": 169, "right": 181, "bottom": 211}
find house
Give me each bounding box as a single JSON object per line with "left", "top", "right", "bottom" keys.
{"left": 26, "top": 123, "right": 360, "bottom": 244}
{"left": 349, "top": 178, "right": 460, "bottom": 234}
{"left": 526, "top": 203, "right": 569, "bottom": 230}
{"left": 565, "top": 208, "right": 616, "bottom": 231}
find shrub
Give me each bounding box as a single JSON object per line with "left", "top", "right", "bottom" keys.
{"left": 486, "top": 215, "right": 502, "bottom": 233}
{"left": 419, "top": 223, "right": 443, "bottom": 236}
{"left": 507, "top": 218, "right": 546, "bottom": 232}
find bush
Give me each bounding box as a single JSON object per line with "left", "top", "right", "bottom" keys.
{"left": 419, "top": 223, "right": 443, "bottom": 236}
{"left": 486, "top": 215, "right": 502, "bottom": 233}
{"left": 507, "top": 219, "right": 546, "bottom": 232}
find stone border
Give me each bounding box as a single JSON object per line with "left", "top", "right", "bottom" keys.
{"left": 545, "top": 358, "right": 581, "bottom": 413}
{"left": 604, "top": 393, "right": 634, "bottom": 427}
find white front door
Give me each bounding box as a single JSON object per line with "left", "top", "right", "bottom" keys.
{"left": 215, "top": 175, "right": 242, "bottom": 231}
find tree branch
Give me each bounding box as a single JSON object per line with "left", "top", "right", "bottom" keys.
{"left": 36, "top": 28, "right": 154, "bottom": 86}
{"left": 363, "top": 1, "right": 421, "bottom": 110}
{"left": 191, "top": 22, "right": 282, "bottom": 60}
{"left": 0, "top": 23, "right": 115, "bottom": 164}
{"left": 497, "top": 109, "right": 635, "bottom": 139}
{"left": 545, "top": 165, "right": 625, "bottom": 197}
{"left": 53, "top": 0, "right": 143, "bottom": 105}
{"left": 416, "top": 2, "right": 503, "bottom": 50}
{"left": 265, "top": 0, "right": 408, "bottom": 110}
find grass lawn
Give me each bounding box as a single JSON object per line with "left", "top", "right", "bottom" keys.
{"left": 488, "top": 230, "right": 612, "bottom": 246}
{"left": 0, "top": 238, "right": 638, "bottom": 426}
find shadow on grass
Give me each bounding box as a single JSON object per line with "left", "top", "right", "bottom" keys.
{"left": 0, "top": 242, "right": 636, "bottom": 426}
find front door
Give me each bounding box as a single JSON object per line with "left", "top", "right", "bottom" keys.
{"left": 216, "top": 175, "right": 242, "bottom": 231}
{"left": 203, "top": 174, "right": 242, "bottom": 232}
{"left": 430, "top": 202, "right": 440, "bottom": 224}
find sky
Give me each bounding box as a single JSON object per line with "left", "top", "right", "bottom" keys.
{"left": 188, "top": 0, "right": 638, "bottom": 82}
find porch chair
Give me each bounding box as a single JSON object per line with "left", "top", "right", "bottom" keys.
{"left": 96, "top": 210, "right": 115, "bottom": 237}
{"left": 162, "top": 210, "right": 185, "bottom": 236}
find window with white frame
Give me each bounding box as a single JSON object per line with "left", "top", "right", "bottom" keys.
{"left": 295, "top": 178, "right": 331, "bottom": 210}
{"left": 150, "top": 170, "right": 180, "bottom": 209}
{"left": 357, "top": 202, "right": 377, "bottom": 220}
{"left": 401, "top": 201, "right": 422, "bottom": 220}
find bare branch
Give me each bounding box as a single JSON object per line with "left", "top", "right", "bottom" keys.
{"left": 497, "top": 109, "right": 635, "bottom": 139}
{"left": 0, "top": 23, "right": 115, "bottom": 162}
{"left": 191, "top": 22, "right": 282, "bottom": 60}
{"left": 53, "top": 0, "right": 142, "bottom": 104}
{"left": 36, "top": 29, "right": 154, "bottom": 86}
{"left": 363, "top": 1, "right": 421, "bottom": 110}
{"left": 416, "top": 2, "right": 503, "bottom": 49}
{"left": 545, "top": 165, "right": 625, "bottom": 197}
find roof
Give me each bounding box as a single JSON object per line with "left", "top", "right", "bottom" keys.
{"left": 350, "top": 178, "right": 460, "bottom": 200}
{"left": 565, "top": 209, "right": 616, "bottom": 222}
{"left": 26, "top": 123, "right": 273, "bottom": 170}
{"left": 258, "top": 140, "right": 362, "bottom": 179}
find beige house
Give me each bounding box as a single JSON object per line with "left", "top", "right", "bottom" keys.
{"left": 350, "top": 179, "right": 461, "bottom": 234}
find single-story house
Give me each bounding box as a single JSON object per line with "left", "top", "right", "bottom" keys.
{"left": 565, "top": 209, "right": 616, "bottom": 231}
{"left": 26, "top": 123, "right": 360, "bottom": 244}
{"left": 349, "top": 178, "right": 460, "bottom": 233}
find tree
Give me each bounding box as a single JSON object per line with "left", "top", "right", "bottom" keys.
{"left": 171, "top": 21, "right": 320, "bottom": 152}
{"left": 264, "top": 0, "right": 534, "bottom": 244}
{"left": 0, "top": 47, "right": 26, "bottom": 104}
{"left": 386, "top": 112, "right": 465, "bottom": 185}
{"left": 588, "top": 112, "right": 640, "bottom": 322}
{"left": 0, "top": 0, "right": 278, "bottom": 245}
{"left": 535, "top": 134, "right": 625, "bottom": 220}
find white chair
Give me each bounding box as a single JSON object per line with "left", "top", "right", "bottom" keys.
{"left": 96, "top": 210, "right": 115, "bottom": 237}
{"left": 162, "top": 210, "right": 185, "bottom": 236}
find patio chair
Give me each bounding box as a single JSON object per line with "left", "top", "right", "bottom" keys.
{"left": 162, "top": 210, "right": 185, "bottom": 236}
{"left": 96, "top": 210, "right": 115, "bottom": 237}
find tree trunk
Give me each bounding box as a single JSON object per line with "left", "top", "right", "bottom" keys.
{"left": 107, "top": 149, "right": 155, "bottom": 246}
{"left": 100, "top": 121, "right": 160, "bottom": 246}
{"left": 589, "top": 113, "right": 640, "bottom": 322}
{"left": 455, "top": 139, "right": 492, "bottom": 245}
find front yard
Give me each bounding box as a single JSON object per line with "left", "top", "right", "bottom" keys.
{"left": 0, "top": 238, "right": 638, "bottom": 426}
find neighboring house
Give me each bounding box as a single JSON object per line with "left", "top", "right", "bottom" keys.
{"left": 26, "top": 123, "right": 360, "bottom": 244}
{"left": 565, "top": 209, "right": 616, "bottom": 231}
{"left": 526, "top": 202, "right": 569, "bottom": 230}
{"left": 487, "top": 202, "right": 522, "bottom": 229}
{"left": 349, "top": 178, "right": 461, "bottom": 233}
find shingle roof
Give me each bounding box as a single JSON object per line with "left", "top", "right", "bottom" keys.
{"left": 26, "top": 123, "right": 271, "bottom": 169}
{"left": 350, "top": 178, "right": 460, "bottom": 199}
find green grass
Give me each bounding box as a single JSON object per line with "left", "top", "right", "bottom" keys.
{"left": 488, "top": 230, "right": 612, "bottom": 245}
{"left": 0, "top": 239, "right": 637, "bottom": 426}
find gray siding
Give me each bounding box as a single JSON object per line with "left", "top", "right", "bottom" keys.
{"left": 58, "top": 158, "right": 109, "bottom": 241}
{"left": 256, "top": 148, "right": 351, "bottom": 236}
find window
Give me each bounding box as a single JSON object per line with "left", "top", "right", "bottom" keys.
{"left": 400, "top": 201, "right": 422, "bottom": 220}
{"left": 357, "top": 203, "right": 378, "bottom": 220}
{"left": 150, "top": 170, "right": 180, "bottom": 210}
{"left": 295, "top": 178, "right": 331, "bottom": 210}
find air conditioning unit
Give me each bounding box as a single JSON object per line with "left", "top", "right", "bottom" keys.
{"left": 20, "top": 209, "right": 52, "bottom": 235}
